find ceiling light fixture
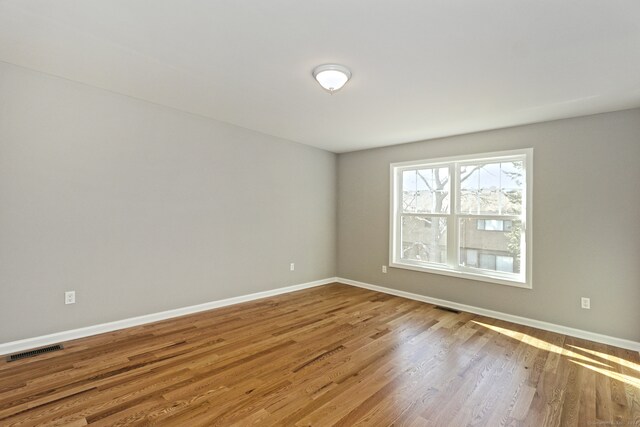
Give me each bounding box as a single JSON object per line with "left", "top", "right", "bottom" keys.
{"left": 312, "top": 64, "right": 352, "bottom": 93}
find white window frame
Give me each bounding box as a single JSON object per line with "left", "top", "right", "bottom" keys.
{"left": 389, "top": 148, "right": 533, "bottom": 289}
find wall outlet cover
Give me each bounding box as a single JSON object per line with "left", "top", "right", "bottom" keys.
{"left": 65, "top": 291, "right": 76, "bottom": 305}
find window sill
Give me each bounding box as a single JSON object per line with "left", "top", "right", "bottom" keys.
{"left": 389, "top": 261, "right": 532, "bottom": 289}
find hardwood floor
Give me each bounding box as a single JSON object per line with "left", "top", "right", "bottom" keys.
{"left": 1, "top": 283, "right": 638, "bottom": 426}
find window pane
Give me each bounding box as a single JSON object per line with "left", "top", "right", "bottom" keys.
{"left": 479, "top": 254, "right": 496, "bottom": 270}
{"left": 484, "top": 220, "right": 503, "bottom": 231}
{"left": 458, "top": 218, "right": 522, "bottom": 274}
{"left": 464, "top": 248, "right": 478, "bottom": 267}
{"left": 496, "top": 256, "right": 514, "bottom": 273}
{"left": 458, "top": 161, "right": 524, "bottom": 215}
{"left": 502, "top": 189, "right": 523, "bottom": 215}
{"left": 401, "top": 215, "right": 447, "bottom": 264}
{"left": 402, "top": 170, "right": 418, "bottom": 212}
{"left": 501, "top": 161, "right": 524, "bottom": 188}
{"left": 459, "top": 189, "right": 478, "bottom": 214}
{"left": 402, "top": 168, "right": 449, "bottom": 214}
{"left": 501, "top": 160, "right": 524, "bottom": 214}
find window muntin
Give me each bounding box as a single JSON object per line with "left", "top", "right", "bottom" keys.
{"left": 390, "top": 149, "right": 531, "bottom": 288}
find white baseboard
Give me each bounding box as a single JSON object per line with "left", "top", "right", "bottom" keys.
{"left": 3, "top": 276, "right": 638, "bottom": 356}
{"left": 0, "top": 277, "right": 338, "bottom": 356}
{"left": 337, "top": 277, "right": 640, "bottom": 352}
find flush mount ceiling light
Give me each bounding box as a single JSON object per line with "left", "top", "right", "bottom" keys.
{"left": 312, "top": 64, "right": 352, "bottom": 93}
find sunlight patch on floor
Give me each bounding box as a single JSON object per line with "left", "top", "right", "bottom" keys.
{"left": 473, "top": 321, "right": 640, "bottom": 390}
{"left": 567, "top": 344, "right": 640, "bottom": 374}
{"left": 472, "top": 321, "right": 612, "bottom": 368}
{"left": 570, "top": 360, "right": 640, "bottom": 389}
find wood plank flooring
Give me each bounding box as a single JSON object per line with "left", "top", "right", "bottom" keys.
{"left": 1, "top": 283, "right": 638, "bottom": 426}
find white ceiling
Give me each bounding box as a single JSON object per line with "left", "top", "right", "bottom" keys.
{"left": 1, "top": 1, "right": 639, "bottom": 153}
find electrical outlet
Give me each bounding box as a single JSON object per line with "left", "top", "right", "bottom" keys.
{"left": 581, "top": 297, "right": 590, "bottom": 309}
{"left": 65, "top": 291, "right": 76, "bottom": 305}
{"left": 290, "top": 263, "right": 295, "bottom": 271}
{"left": 382, "top": 265, "right": 387, "bottom": 273}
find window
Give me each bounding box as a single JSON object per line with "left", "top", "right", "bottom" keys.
{"left": 390, "top": 149, "right": 532, "bottom": 288}
{"left": 477, "top": 219, "right": 512, "bottom": 231}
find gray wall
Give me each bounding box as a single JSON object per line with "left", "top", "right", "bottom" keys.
{"left": 0, "top": 62, "right": 337, "bottom": 343}
{"left": 338, "top": 109, "right": 640, "bottom": 342}
{"left": 2, "top": 59, "right": 638, "bottom": 345}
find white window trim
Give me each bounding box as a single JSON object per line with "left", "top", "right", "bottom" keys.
{"left": 389, "top": 148, "right": 533, "bottom": 289}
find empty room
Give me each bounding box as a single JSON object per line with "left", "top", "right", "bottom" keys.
{"left": 1, "top": 1, "right": 639, "bottom": 426}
